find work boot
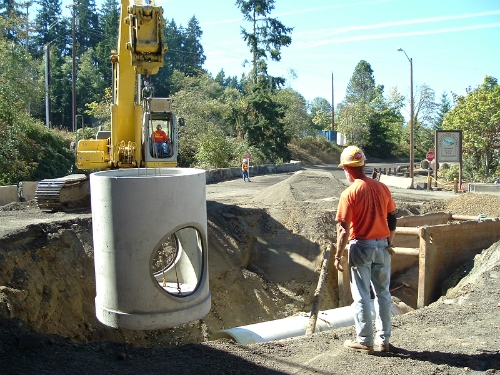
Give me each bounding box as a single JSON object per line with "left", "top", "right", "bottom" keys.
{"left": 343, "top": 340, "right": 374, "bottom": 354}
{"left": 375, "top": 343, "right": 390, "bottom": 352}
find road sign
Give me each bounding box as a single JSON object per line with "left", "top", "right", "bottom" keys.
{"left": 426, "top": 151, "right": 435, "bottom": 161}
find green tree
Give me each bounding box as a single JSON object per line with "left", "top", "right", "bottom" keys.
{"left": 345, "top": 60, "right": 378, "bottom": 104}
{"left": 183, "top": 16, "right": 206, "bottom": 75}
{"left": 170, "top": 72, "right": 232, "bottom": 166}
{"left": 364, "top": 91, "right": 404, "bottom": 159}
{"left": 95, "top": 0, "right": 119, "bottom": 83}
{"left": 0, "top": 35, "right": 43, "bottom": 124}
{"left": 412, "top": 83, "right": 438, "bottom": 158}
{"left": 236, "top": 0, "right": 292, "bottom": 83}
{"left": 195, "top": 124, "right": 233, "bottom": 168}
{"left": 152, "top": 16, "right": 205, "bottom": 97}
{"left": 74, "top": 0, "right": 101, "bottom": 56}
{"left": 274, "top": 88, "right": 310, "bottom": 139}
{"left": 336, "top": 101, "right": 372, "bottom": 146}
{"left": 245, "top": 82, "right": 290, "bottom": 162}
{"left": 32, "top": 0, "right": 69, "bottom": 58}
{"left": 77, "top": 48, "right": 107, "bottom": 126}
{"left": 442, "top": 76, "right": 500, "bottom": 178}
{"left": 0, "top": 0, "right": 25, "bottom": 42}
{"left": 310, "top": 97, "right": 331, "bottom": 131}
{"left": 85, "top": 87, "right": 112, "bottom": 130}
{"left": 336, "top": 60, "right": 381, "bottom": 147}
{"left": 433, "top": 92, "right": 452, "bottom": 130}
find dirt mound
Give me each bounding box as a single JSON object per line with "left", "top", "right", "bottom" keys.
{"left": 422, "top": 192, "right": 500, "bottom": 218}
{"left": 252, "top": 170, "right": 345, "bottom": 207}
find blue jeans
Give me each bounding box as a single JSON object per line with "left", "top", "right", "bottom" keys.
{"left": 242, "top": 171, "right": 249, "bottom": 181}
{"left": 348, "top": 238, "right": 392, "bottom": 346}
{"left": 154, "top": 142, "right": 169, "bottom": 157}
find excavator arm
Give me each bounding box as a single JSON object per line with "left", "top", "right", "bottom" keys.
{"left": 36, "top": 0, "right": 177, "bottom": 212}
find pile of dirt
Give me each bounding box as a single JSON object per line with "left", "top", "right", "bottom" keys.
{"left": 0, "top": 170, "right": 499, "bottom": 374}
{"left": 422, "top": 193, "right": 500, "bottom": 218}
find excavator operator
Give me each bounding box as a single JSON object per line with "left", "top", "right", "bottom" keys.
{"left": 152, "top": 124, "right": 170, "bottom": 157}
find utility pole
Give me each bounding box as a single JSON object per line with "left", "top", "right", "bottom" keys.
{"left": 398, "top": 48, "right": 414, "bottom": 182}
{"left": 331, "top": 73, "right": 335, "bottom": 131}
{"left": 43, "top": 19, "right": 61, "bottom": 129}
{"left": 67, "top": 2, "right": 79, "bottom": 132}
{"left": 44, "top": 44, "right": 51, "bottom": 128}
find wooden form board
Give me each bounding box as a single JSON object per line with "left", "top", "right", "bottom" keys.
{"left": 417, "top": 219, "right": 500, "bottom": 308}
{"left": 337, "top": 216, "right": 500, "bottom": 309}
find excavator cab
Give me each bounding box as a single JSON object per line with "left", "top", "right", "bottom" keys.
{"left": 143, "top": 97, "right": 178, "bottom": 167}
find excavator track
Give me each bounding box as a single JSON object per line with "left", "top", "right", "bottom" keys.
{"left": 35, "top": 174, "right": 91, "bottom": 212}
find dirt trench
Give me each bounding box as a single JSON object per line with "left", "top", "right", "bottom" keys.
{"left": 0, "top": 171, "right": 344, "bottom": 347}
{"left": 1, "top": 170, "right": 499, "bottom": 349}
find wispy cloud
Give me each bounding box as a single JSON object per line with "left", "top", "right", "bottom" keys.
{"left": 199, "top": 0, "right": 396, "bottom": 26}
{"left": 309, "top": 10, "right": 500, "bottom": 38}
{"left": 273, "top": 0, "right": 396, "bottom": 18}
{"left": 309, "top": 22, "right": 500, "bottom": 46}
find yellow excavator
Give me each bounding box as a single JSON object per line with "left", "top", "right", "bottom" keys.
{"left": 36, "top": 0, "right": 177, "bottom": 212}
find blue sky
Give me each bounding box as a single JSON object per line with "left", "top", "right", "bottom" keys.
{"left": 161, "top": 0, "right": 500, "bottom": 110}
{"left": 53, "top": 0, "right": 500, "bottom": 109}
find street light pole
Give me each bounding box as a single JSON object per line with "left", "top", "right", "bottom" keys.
{"left": 67, "top": 2, "right": 79, "bottom": 133}
{"left": 397, "top": 48, "right": 414, "bottom": 181}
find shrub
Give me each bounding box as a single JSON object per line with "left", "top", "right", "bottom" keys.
{"left": 0, "top": 118, "right": 75, "bottom": 185}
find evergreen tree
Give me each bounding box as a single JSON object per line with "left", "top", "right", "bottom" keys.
{"left": 152, "top": 18, "right": 182, "bottom": 97}
{"left": 32, "top": 0, "right": 69, "bottom": 58}
{"left": 0, "top": 0, "right": 25, "bottom": 42}
{"left": 236, "top": 0, "right": 292, "bottom": 83}
{"left": 345, "top": 60, "right": 378, "bottom": 104}
{"left": 245, "top": 82, "right": 290, "bottom": 162}
{"left": 74, "top": 0, "right": 101, "bottom": 57}
{"left": 95, "top": 0, "right": 119, "bottom": 83}
{"left": 183, "top": 16, "right": 205, "bottom": 75}
{"left": 215, "top": 69, "right": 227, "bottom": 87}
{"left": 433, "top": 92, "right": 452, "bottom": 130}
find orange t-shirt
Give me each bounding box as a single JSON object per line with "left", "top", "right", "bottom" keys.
{"left": 335, "top": 177, "right": 396, "bottom": 240}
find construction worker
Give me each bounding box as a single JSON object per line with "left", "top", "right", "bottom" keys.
{"left": 152, "top": 124, "right": 169, "bottom": 157}
{"left": 241, "top": 159, "right": 250, "bottom": 182}
{"left": 334, "top": 145, "right": 397, "bottom": 354}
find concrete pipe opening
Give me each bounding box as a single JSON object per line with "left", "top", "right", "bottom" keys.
{"left": 152, "top": 226, "right": 204, "bottom": 296}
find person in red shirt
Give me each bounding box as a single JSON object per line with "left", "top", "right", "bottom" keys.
{"left": 152, "top": 124, "right": 169, "bottom": 157}
{"left": 334, "top": 145, "right": 397, "bottom": 354}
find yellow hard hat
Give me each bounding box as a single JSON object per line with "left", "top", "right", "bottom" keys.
{"left": 338, "top": 146, "right": 366, "bottom": 167}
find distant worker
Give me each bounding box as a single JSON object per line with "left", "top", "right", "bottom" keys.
{"left": 152, "top": 124, "right": 169, "bottom": 157}
{"left": 334, "top": 145, "right": 397, "bottom": 354}
{"left": 242, "top": 158, "right": 250, "bottom": 182}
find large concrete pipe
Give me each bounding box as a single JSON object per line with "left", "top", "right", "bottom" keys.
{"left": 210, "top": 302, "right": 407, "bottom": 345}
{"left": 91, "top": 168, "right": 210, "bottom": 330}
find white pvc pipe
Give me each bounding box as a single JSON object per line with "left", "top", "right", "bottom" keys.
{"left": 91, "top": 168, "right": 211, "bottom": 330}
{"left": 211, "top": 302, "right": 405, "bottom": 345}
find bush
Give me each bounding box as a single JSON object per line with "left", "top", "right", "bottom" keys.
{"left": 0, "top": 118, "right": 75, "bottom": 185}
{"left": 194, "top": 125, "right": 233, "bottom": 169}
{"left": 438, "top": 163, "right": 459, "bottom": 181}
